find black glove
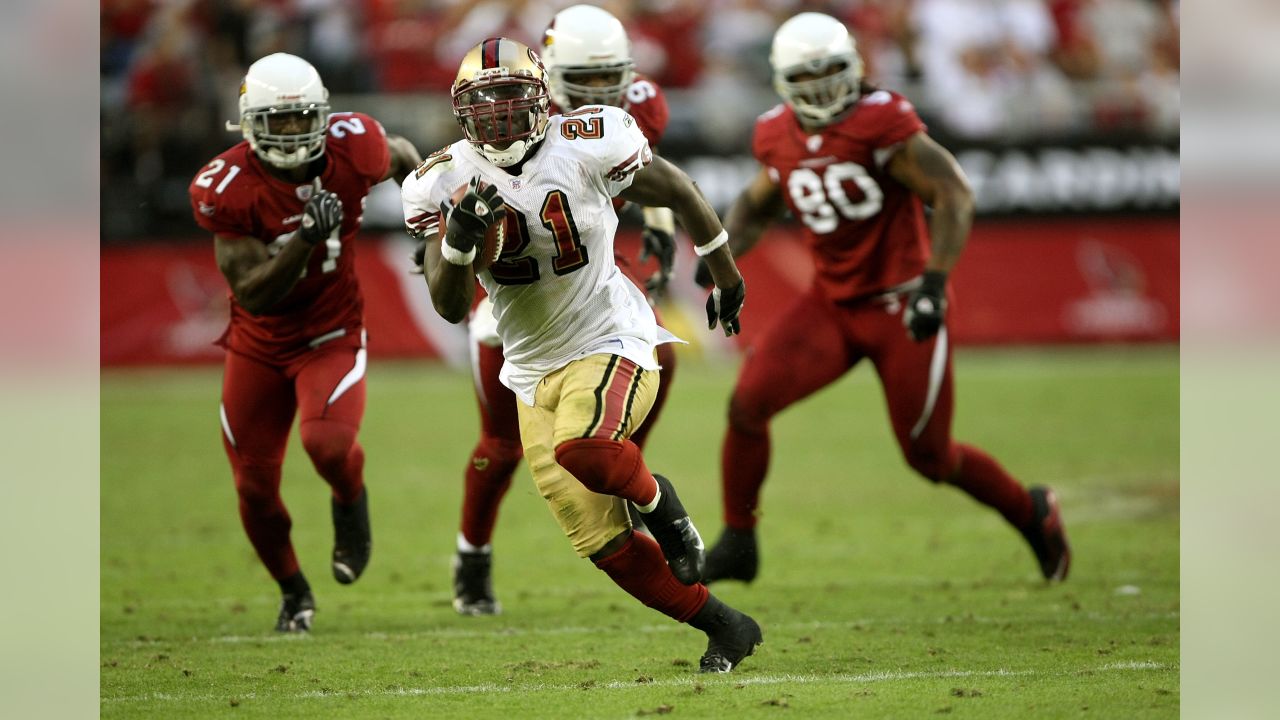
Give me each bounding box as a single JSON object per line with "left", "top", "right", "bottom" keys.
{"left": 904, "top": 270, "right": 948, "bottom": 341}
{"left": 410, "top": 238, "right": 427, "bottom": 274}
{"left": 693, "top": 257, "right": 714, "bottom": 289}
{"left": 300, "top": 187, "right": 344, "bottom": 246}
{"left": 639, "top": 224, "right": 676, "bottom": 297}
{"left": 440, "top": 176, "right": 505, "bottom": 256}
{"left": 706, "top": 279, "right": 746, "bottom": 337}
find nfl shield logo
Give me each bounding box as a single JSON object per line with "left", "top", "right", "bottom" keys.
{"left": 806, "top": 135, "right": 823, "bottom": 153}
{"left": 511, "top": 179, "right": 522, "bottom": 190}
{"left": 296, "top": 185, "right": 314, "bottom": 201}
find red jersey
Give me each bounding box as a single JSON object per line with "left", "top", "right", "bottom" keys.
{"left": 753, "top": 89, "right": 929, "bottom": 303}
{"left": 189, "top": 112, "right": 390, "bottom": 363}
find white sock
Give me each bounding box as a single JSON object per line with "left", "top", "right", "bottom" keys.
{"left": 636, "top": 484, "right": 662, "bottom": 514}
{"left": 457, "top": 533, "right": 491, "bottom": 554}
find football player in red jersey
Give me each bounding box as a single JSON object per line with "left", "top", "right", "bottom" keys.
{"left": 444, "top": 5, "right": 681, "bottom": 616}
{"left": 697, "top": 13, "right": 1071, "bottom": 585}
{"left": 189, "top": 53, "right": 421, "bottom": 632}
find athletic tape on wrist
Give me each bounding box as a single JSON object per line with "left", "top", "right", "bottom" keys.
{"left": 694, "top": 230, "right": 729, "bottom": 257}
{"left": 440, "top": 241, "right": 477, "bottom": 266}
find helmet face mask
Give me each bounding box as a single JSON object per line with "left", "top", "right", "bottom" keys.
{"left": 238, "top": 53, "right": 330, "bottom": 170}
{"left": 541, "top": 4, "right": 633, "bottom": 111}
{"left": 452, "top": 38, "right": 550, "bottom": 167}
{"left": 770, "top": 13, "right": 864, "bottom": 126}
{"left": 551, "top": 62, "right": 634, "bottom": 109}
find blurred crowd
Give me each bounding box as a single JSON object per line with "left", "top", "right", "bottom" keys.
{"left": 102, "top": 0, "right": 1179, "bottom": 237}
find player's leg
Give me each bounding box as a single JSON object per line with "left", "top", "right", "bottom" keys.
{"left": 705, "top": 290, "right": 855, "bottom": 583}
{"left": 294, "top": 337, "right": 372, "bottom": 585}
{"left": 625, "top": 323, "right": 678, "bottom": 534}
{"left": 220, "top": 350, "right": 313, "bottom": 631}
{"left": 454, "top": 336, "right": 524, "bottom": 615}
{"left": 871, "top": 314, "right": 1070, "bottom": 582}
{"left": 549, "top": 355, "right": 704, "bottom": 584}
{"left": 517, "top": 381, "right": 762, "bottom": 672}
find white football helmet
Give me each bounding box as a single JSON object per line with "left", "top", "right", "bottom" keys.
{"left": 770, "top": 13, "right": 864, "bottom": 125}
{"left": 236, "top": 53, "right": 330, "bottom": 169}
{"left": 540, "top": 4, "right": 634, "bottom": 110}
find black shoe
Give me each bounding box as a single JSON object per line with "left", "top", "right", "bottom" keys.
{"left": 275, "top": 590, "right": 315, "bottom": 633}
{"left": 332, "top": 488, "right": 371, "bottom": 585}
{"left": 690, "top": 595, "right": 763, "bottom": 673}
{"left": 1021, "top": 486, "right": 1071, "bottom": 582}
{"left": 638, "top": 474, "right": 704, "bottom": 585}
{"left": 453, "top": 550, "right": 501, "bottom": 616}
{"left": 703, "top": 526, "right": 759, "bottom": 584}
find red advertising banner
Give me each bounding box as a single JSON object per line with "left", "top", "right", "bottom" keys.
{"left": 101, "top": 217, "right": 1177, "bottom": 367}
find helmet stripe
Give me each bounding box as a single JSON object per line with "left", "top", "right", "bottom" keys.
{"left": 482, "top": 38, "right": 499, "bottom": 69}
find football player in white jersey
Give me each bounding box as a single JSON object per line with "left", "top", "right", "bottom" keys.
{"left": 403, "top": 37, "right": 759, "bottom": 673}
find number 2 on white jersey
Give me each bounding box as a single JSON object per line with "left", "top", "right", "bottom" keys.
{"left": 787, "top": 162, "right": 883, "bottom": 234}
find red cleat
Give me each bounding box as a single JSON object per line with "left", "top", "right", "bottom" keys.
{"left": 1021, "top": 486, "right": 1071, "bottom": 582}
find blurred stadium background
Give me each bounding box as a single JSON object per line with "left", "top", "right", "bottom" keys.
{"left": 101, "top": 0, "right": 1178, "bottom": 364}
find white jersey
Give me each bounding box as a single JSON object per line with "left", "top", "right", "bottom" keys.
{"left": 402, "top": 106, "right": 681, "bottom": 405}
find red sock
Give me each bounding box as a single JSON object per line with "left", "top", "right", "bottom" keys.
{"left": 593, "top": 533, "right": 709, "bottom": 622}
{"left": 460, "top": 436, "right": 523, "bottom": 547}
{"left": 721, "top": 424, "right": 769, "bottom": 530}
{"left": 234, "top": 463, "right": 300, "bottom": 581}
{"left": 300, "top": 418, "right": 364, "bottom": 505}
{"left": 555, "top": 438, "right": 658, "bottom": 506}
{"left": 946, "top": 444, "right": 1034, "bottom": 529}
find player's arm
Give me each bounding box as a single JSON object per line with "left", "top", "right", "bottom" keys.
{"left": 382, "top": 134, "right": 422, "bottom": 185}
{"left": 620, "top": 155, "right": 746, "bottom": 335}
{"left": 213, "top": 184, "right": 343, "bottom": 315}
{"left": 691, "top": 167, "right": 788, "bottom": 288}
{"left": 417, "top": 223, "right": 475, "bottom": 324}
{"left": 887, "top": 132, "right": 974, "bottom": 274}
{"left": 215, "top": 232, "right": 313, "bottom": 315}
{"left": 886, "top": 131, "right": 976, "bottom": 341}
{"left": 412, "top": 178, "right": 505, "bottom": 324}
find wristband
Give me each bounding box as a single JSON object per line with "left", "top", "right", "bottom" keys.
{"left": 440, "top": 241, "right": 477, "bottom": 266}
{"left": 920, "top": 269, "right": 948, "bottom": 295}
{"left": 694, "top": 230, "right": 729, "bottom": 257}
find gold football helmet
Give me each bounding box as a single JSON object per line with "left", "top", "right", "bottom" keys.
{"left": 452, "top": 37, "right": 551, "bottom": 167}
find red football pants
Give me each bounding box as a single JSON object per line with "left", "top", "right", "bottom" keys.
{"left": 220, "top": 337, "right": 367, "bottom": 581}
{"left": 721, "top": 287, "right": 1031, "bottom": 531}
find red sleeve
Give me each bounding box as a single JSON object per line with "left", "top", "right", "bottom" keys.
{"left": 329, "top": 112, "right": 391, "bottom": 185}
{"left": 627, "top": 77, "right": 670, "bottom": 148}
{"left": 868, "top": 91, "right": 926, "bottom": 150}
{"left": 751, "top": 105, "right": 788, "bottom": 167}
{"left": 189, "top": 155, "right": 255, "bottom": 237}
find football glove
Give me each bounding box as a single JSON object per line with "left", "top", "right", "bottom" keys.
{"left": 639, "top": 224, "right": 676, "bottom": 297}
{"left": 300, "top": 183, "right": 344, "bottom": 246}
{"left": 693, "top": 258, "right": 714, "bottom": 289}
{"left": 706, "top": 279, "right": 746, "bottom": 337}
{"left": 904, "top": 270, "right": 948, "bottom": 342}
{"left": 440, "top": 176, "right": 505, "bottom": 256}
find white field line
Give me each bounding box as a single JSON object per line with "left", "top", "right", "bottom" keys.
{"left": 112, "top": 611, "right": 1179, "bottom": 647}
{"left": 102, "top": 661, "right": 1175, "bottom": 705}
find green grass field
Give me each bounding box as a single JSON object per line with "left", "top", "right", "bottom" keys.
{"left": 101, "top": 347, "right": 1179, "bottom": 718}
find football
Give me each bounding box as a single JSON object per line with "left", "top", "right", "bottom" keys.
{"left": 445, "top": 182, "right": 506, "bottom": 273}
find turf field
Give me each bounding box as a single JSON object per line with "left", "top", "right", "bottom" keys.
{"left": 101, "top": 346, "right": 1178, "bottom": 718}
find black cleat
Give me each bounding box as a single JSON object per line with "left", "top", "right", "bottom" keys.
{"left": 275, "top": 590, "right": 315, "bottom": 633}
{"left": 690, "top": 595, "right": 763, "bottom": 673}
{"left": 452, "top": 550, "right": 501, "bottom": 616}
{"left": 638, "top": 474, "right": 705, "bottom": 585}
{"left": 703, "top": 526, "right": 759, "bottom": 584}
{"left": 1021, "top": 485, "right": 1071, "bottom": 582}
{"left": 332, "top": 488, "right": 371, "bottom": 585}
